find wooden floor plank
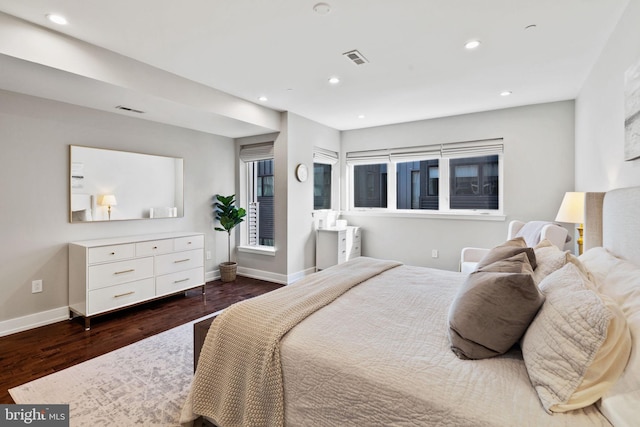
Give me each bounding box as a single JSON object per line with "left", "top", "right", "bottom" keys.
{"left": 0, "top": 277, "right": 282, "bottom": 404}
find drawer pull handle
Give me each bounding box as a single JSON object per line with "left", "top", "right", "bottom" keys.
{"left": 174, "top": 258, "right": 190, "bottom": 263}
{"left": 174, "top": 278, "right": 190, "bottom": 283}
{"left": 114, "top": 291, "right": 135, "bottom": 298}
{"left": 114, "top": 269, "right": 135, "bottom": 275}
{"left": 153, "top": 246, "right": 158, "bottom": 249}
{"left": 110, "top": 252, "right": 116, "bottom": 255}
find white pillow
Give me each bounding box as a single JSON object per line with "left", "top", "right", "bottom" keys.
{"left": 580, "top": 247, "right": 640, "bottom": 427}
{"left": 521, "top": 262, "right": 631, "bottom": 413}
{"left": 71, "top": 208, "right": 92, "bottom": 222}
{"left": 532, "top": 239, "right": 569, "bottom": 284}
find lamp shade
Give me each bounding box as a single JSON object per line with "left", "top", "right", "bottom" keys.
{"left": 100, "top": 194, "right": 117, "bottom": 207}
{"left": 555, "top": 192, "right": 585, "bottom": 224}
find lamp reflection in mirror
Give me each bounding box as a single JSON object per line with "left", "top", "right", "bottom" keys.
{"left": 555, "top": 192, "right": 585, "bottom": 255}
{"left": 99, "top": 194, "right": 117, "bottom": 220}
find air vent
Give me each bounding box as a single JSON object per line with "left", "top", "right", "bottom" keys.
{"left": 343, "top": 49, "right": 369, "bottom": 66}
{"left": 115, "top": 105, "right": 145, "bottom": 114}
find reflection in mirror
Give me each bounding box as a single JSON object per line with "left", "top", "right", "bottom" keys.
{"left": 70, "top": 145, "right": 184, "bottom": 222}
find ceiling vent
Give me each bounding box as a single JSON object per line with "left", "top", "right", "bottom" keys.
{"left": 115, "top": 105, "right": 145, "bottom": 114}
{"left": 343, "top": 49, "right": 369, "bottom": 66}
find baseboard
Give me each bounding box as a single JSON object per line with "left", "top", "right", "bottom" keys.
{"left": 237, "top": 266, "right": 316, "bottom": 285}
{"left": 205, "top": 270, "right": 219, "bottom": 283}
{"left": 0, "top": 306, "right": 70, "bottom": 338}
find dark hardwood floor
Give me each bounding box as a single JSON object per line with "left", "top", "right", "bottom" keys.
{"left": 0, "top": 277, "right": 282, "bottom": 404}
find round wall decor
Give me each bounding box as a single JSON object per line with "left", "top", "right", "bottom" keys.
{"left": 295, "top": 163, "right": 308, "bottom": 182}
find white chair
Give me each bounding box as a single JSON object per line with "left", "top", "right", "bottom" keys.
{"left": 460, "top": 220, "right": 569, "bottom": 274}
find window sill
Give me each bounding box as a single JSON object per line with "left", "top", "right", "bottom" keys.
{"left": 341, "top": 210, "right": 505, "bottom": 221}
{"left": 238, "top": 245, "right": 277, "bottom": 256}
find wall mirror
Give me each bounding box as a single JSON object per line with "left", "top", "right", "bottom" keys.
{"left": 69, "top": 145, "right": 184, "bottom": 222}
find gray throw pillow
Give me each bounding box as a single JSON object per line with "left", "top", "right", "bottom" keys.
{"left": 448, "top": 252, "right": 544, "bottom": 360}
{"left": 476, "top": 237, "right": 537, "bottom": 270}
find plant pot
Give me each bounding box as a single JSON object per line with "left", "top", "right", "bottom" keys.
{"left": 219, "top": 261, "right": 237, "bottom": 282}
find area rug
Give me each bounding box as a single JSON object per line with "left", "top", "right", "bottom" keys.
{"left": 9, "top": 313, "right": 220, "bottom": 426}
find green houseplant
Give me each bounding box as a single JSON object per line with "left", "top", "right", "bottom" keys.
{"left": 214, "top": 194, "right": 246, "bottom": 282}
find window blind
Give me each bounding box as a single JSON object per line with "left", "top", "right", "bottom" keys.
{"left": 313, "top": 147, "right": 339, "bottom": 165}
{"left": 239, "top": 142, "right": 274, "bottom": 162}
{"left": 346, "top": 138, "right": 503, "bottom": 164}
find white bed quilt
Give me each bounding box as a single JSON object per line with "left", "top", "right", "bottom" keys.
{"left": 280, "top": 265, "right": 610, "bottom": 426}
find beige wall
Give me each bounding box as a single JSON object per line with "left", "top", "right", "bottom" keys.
{"left": 0, "top": 90, "right": 235, "bottom": 334}
{"left": 576, "top": 0, "right": 640, "bottom": 191}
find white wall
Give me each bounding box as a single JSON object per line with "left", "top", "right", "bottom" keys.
{"left": 0, "top": 90, "right": 235, "bottom": 333}
{"left": 286, "top": 113, "right": 341, "bottom": 276}
{"left": 575, "top": 0, "right": 640, "bottom": 191}
{"left": 340, "top": 101, "right": 576, "bottom": 270}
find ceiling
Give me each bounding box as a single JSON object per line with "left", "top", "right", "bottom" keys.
{"left": 0, "top": 0, "right": 629, "bottom": 132}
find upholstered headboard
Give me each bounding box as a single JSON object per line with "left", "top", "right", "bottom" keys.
{"left": 585, "top": 186, "right": 640, "bottom": 266}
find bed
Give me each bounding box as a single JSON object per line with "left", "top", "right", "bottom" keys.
{"left": 181, "top": 186, "right": 640, "bottom": 427}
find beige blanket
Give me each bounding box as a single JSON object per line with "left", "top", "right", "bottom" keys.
{"left": 180, "top": 257, "right": 402, "bottom": 427}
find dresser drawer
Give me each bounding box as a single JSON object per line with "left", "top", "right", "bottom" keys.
{"left": 88, "top": 244, "right": 135, "bottom": 264}
{"left": 87, "top": 278, "right": 155, "bottom": 314}
{"left": 174, "top": 235, "right": 204, "bottom": 252}
{"left": 155, "top": 249, "right": 203, "bottom": 275}
{"left": 136, "top": 239, "right": 174, "bottom": 257}
{"left": 88, "top": 257, "right": 154, "bottom": 290}
{"left": 156, "top": 267, "right": 205, "bottom": 297}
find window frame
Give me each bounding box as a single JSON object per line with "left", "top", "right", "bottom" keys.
{"left": 312, "top": 147, "right": 339, "bottom": 212}
{"left": 238, "top": 142, "right": 276, "bottom": 253}
{"left": 346, "top": 139, "right": 504, "bottom": 218}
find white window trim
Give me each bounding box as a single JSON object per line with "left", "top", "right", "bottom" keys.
{"left": 239, "top": 142, "right": 274, "bottom": 248}
{"left": 313, "top": 147, "right": 340, "bottom": 212}
{"left": 238, "top": 244, "right": 277, "bottom": 256}
{"left": 346, "top": 138, "right": 504, "bottom": 216}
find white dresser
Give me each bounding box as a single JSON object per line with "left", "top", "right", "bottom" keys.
{"left": 69, "top": 232, "right": 205, "bottom": 329}
{"left": 316, "top": 226, "right": 361, "bottom": 271}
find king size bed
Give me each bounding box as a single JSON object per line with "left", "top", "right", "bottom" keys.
{"left": 181, "top": 186, "right": 640, "bottom": 427}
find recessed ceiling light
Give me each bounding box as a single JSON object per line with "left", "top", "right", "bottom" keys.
{"left": 500, "top": 91, "right": 512, "bottom": 97}
{"left": 464, "top": 40, "right": 481, "bottom": 50}
{"left": 313, "top": 3, "right": 331, "bottom": 15}
{"left": 358, "top": 114, "right": 366, "bottom": 119}
{"left": 46, "top": 14, "right": 68, "bottom": 25}
{"left": 328, "top": 77, "right": 340, "bottom": 85}
{"left": 258, "top": 96, "right": 268, "bottom": 102}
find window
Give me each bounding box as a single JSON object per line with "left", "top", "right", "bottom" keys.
{"left": 313, "top": 147, "right": 339, "bottom": 210}
{"left": 353, "top": 163, "right": 388, "bottom": 208}
{"left": 313, "top": 163, "right": 331, "bottom": 210}
{"left": 252, "top": 159, "right": 275, "bottom": 246}
{"left": 240, "top": 143, "right": 275, "bottom": 247}
{"left": 396, "top": 160, "right": 439, "bottom": 210}
{"left": 450, "top": 155, "right": 498, "bottom": 210}
{"left": 347, "top": 139, "right": 503, "bottom": 214}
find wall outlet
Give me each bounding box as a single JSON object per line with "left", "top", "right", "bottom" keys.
{"left": 431, "top": 249, "right": 439, "bottom": 259}
{"left": 32, "top": 279, "right": 43, "bottom": 293}
{"left": 206, "top": 251, "right": 212, "bottom": 260}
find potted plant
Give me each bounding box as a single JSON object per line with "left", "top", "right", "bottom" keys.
{"left": 214, "top": 194, "right": 246, "bottom": 282}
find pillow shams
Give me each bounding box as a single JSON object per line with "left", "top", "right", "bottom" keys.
{"left": 580, "top": 247, "right": 640, "bottom": 426}
{"left": 521, "top": 262, "right": 631, "bottom": 413}
{"left": 448, "top": 252, "right": 543, "bottom": 360}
